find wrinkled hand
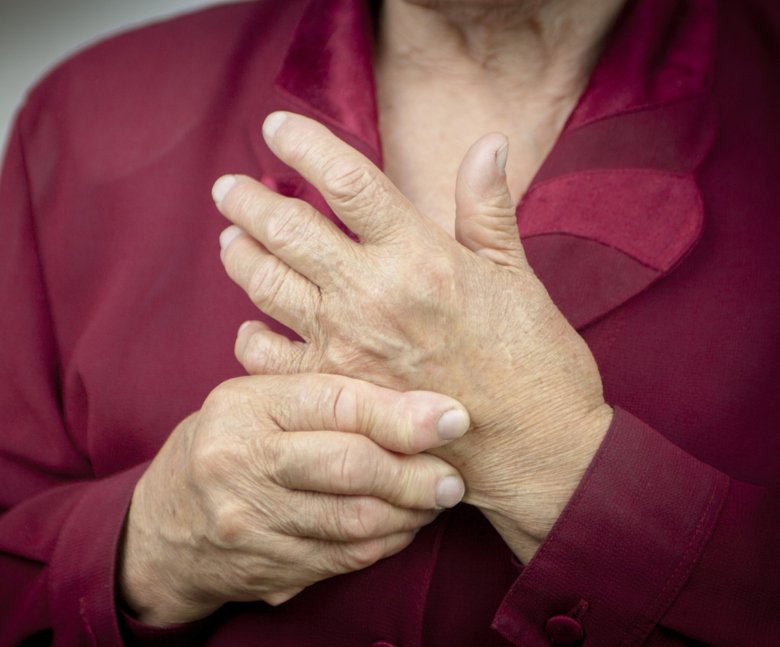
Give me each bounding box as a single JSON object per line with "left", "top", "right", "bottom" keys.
{"left": 214, "top": 112, "right": 613, "bottom": 558}
{"left": 119, "top": 374, "right": 467, "bottom": 625}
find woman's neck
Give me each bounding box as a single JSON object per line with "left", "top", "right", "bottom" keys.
{"left": 375, "top": 0, "right": 627, "bottom": 101}
{"left": 372, "top": 0, "right": 629, "bottom": 233}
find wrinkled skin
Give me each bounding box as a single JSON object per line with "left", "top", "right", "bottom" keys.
{"left": 120, "top": 374, "right": 467, "bottom": 625}
{"left": 215, "top": 112, "right": 613, "bottom": 556}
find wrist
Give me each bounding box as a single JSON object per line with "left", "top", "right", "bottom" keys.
{"left": 118, "top": 461, "right": 220, "bottom": 626}
{"left": 469, "top": 403, "right": 613, "bottom": 563}
{"left": 118, "top": 515, "right": 220, "bottom": 626}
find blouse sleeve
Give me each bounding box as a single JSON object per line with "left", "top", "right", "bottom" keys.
{"left": 491, "top": 407, "right": 780, "bottom": 646}
{"left": 0, "top": 110, "right": 149, "bottom": 646}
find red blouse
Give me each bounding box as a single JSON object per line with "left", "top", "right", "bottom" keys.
{"left": 1, "top": 0, "right": 778, "bottom": 645}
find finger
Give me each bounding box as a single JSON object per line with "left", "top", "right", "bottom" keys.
{"left": 325, "top": 530, "right": 418, "bottom": 575}
{"left": 309, "top": 531, "right": 417, "bottom": 582}
{"left": 262, "top": 430, "right": 465, "bottom": 510}
{"left": 275, "top": 492, "right": 437, "bottom": 541}
{"left": 213, "top": 174, "right": 358, "bottom": 286}
{"left": 219, "top": 227, "right": 320, "bottom": 339}
{"left": 263, "top": 374, "right": 471, "bottom": 453}
{"left": 256, "top": 531, "right": 417, "bottom": 606}
{"left": 261, "top": 111, "right": 419, "bottom": 243}
{"left": 454, "top": 133, "right": 527, "bottom": 268}
{"left": 235, "top": 320, "right": 309, "bottom": 374}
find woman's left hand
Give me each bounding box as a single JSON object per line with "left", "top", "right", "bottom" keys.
{"left": 213, "top": 112, "right": 613, "bottom": 560}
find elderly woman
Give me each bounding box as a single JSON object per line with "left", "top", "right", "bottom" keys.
{"left": 1, "top": 0, "right": 778, "bottom": 645}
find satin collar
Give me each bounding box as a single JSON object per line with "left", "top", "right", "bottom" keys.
{"left": 262, "top": 0, "right": 718, "bottom": 329}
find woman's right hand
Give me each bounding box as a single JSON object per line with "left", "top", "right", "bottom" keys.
{"left": 118, "top": 373, "right": 468, "bottom": 626}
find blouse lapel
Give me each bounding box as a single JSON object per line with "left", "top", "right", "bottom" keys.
{"left": 256, "top": 0, "right": 381, "bottom": 240}
{"left": 518, "top": 0, "right": 718, "bottom": 329}
{"left": 265, "top": 0, "right": 381, "bottom": 165}
{"left": 258, "top": 0, "right": 719, "bottom": 331}
{"left": 520, "top": 167, "right": 707, "bottom": 330}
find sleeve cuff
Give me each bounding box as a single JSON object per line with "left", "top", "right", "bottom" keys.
{"left": 47, "top": 463, "right": 148, "bottom": 645}
{"left": 492, "top": 406, "right": 729, "bottom": 646}
{"left": 118, "top": 606, "right": 215, "bottom": 646}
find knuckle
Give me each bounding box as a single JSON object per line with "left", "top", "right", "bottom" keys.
{"left": 204, "top": 378, "right": 248, "bottom": 414}
{"left": 189, "top": 436, "right": 237, "bottom": 487}
{"left": 378, "top": 254, "right": 456, "bottom": 318}
{"left": 189, "top": 384, "right": 253, "bottom": 484}
{"left": 246, "top": 257, "right": 289, "bottom": 307}
{"left": 420, "top": 255, "right": 457, "bottom": 300}
{"left": 397, "top": 431, "right": 420, "bottom": 455}
{"left": 209, "top": 502, "right": 250, "bottom": 548}
{"left": 228, "top": 184, "right": 257, "bottom": 218}
{"left": 264, "top": 202, "right": 311, "bottom": 251}
{"left": 248, "top": 432, "right": 284, "bottom": 481}
{"left": 475, "top": 185, "right": 517, "bottom": 213}
{"left": 241, "top": 333, "right": 276, "bottom": 374}
{"left": 297, "top": 377, "right": 354, "bottom": 431}
{"left": 386, "top": 458, "right": 428, "bottom": 508}
{"left": 335, "top": 437, "right": 376, "bottom": 490}
{"left": 339, "top": 538, "right": 383, "bottom": 571}
{"left": 389, "top": 400, "right": 420, "bottom": 454}
{"left": 338, "top": 497, "right": 383, "bottom": 539}
{"left": 330, "top": 381, "right": 360, "bottom": 431}
{"left": 202, "top": 380, "right": 233, "bottom": 412}
{"left": 284, "top": 133, "right": 316, "bottom": 166}
{"left": 322, "top": 157, "right": 377, "bottom": 205}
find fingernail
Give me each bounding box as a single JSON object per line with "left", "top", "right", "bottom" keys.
{"left": 435, "top": 476, "right": 465, "bottom": 509}
{"left": 437, "top": 409, "right": 470, "bottom": 441}
{"left": 219, "top": 225, "right": 242, "bottom": 250}
{"left": 263, "top": 112, "right": 288, "bottom": 141}
{"left": 238, "top": 320, "right": 254, "bottom": 335}
{"left": 495, "top": 141, "right": 508, "bottom": 177}
{"left": 212, "top": 175, "right": 237, "bottom": 205}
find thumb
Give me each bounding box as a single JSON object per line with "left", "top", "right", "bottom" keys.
{"left": 454, "top": 133, "right": 526, "bottom": 268}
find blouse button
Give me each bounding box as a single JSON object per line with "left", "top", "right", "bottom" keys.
{"left": 545, "top": 614, "right": 584, "bottom": 646}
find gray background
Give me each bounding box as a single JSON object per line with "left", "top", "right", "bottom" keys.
{"left": 0, "top": 0, "right": 244, "bottom": 152}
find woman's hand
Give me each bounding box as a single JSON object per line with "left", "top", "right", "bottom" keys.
{"left": 214, "top": 112, "right": 613, "bottom": 560}
{"left": 119, "top": 374, "right": 468, "bottom": 625}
